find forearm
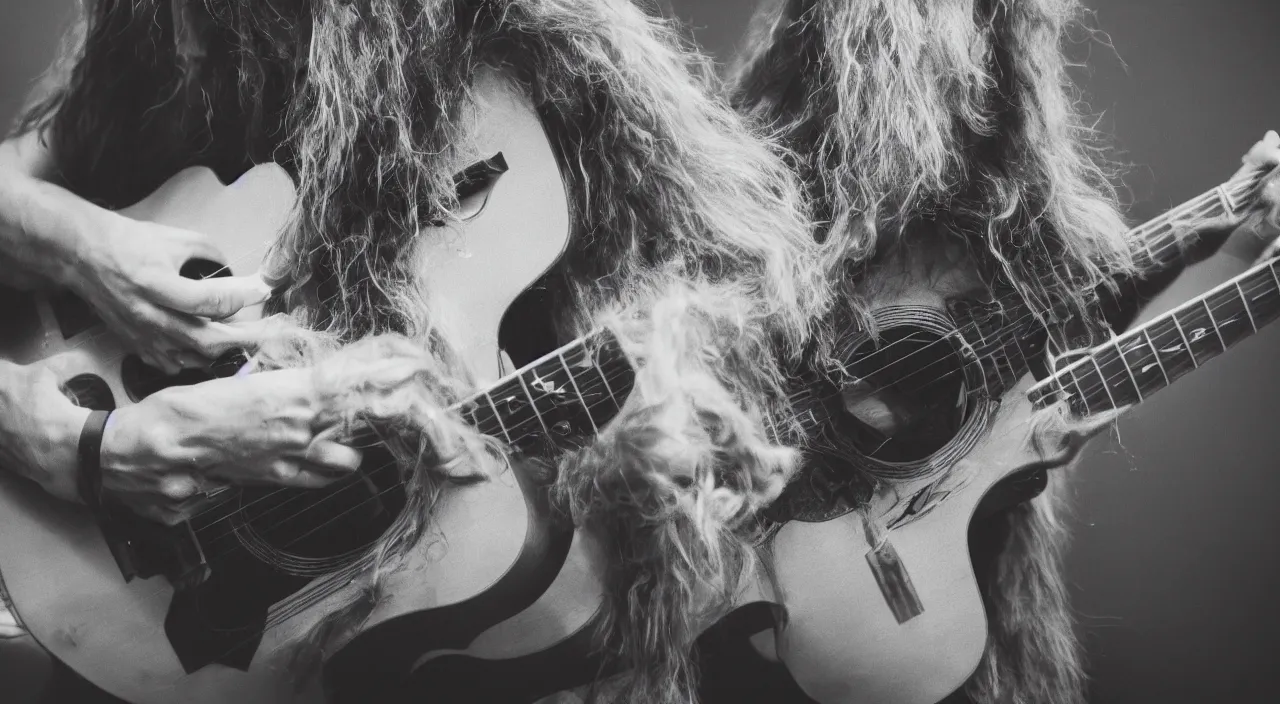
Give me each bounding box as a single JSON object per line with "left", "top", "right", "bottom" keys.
{"left": 0, "top": 130, "right": 117, "bottom": 288}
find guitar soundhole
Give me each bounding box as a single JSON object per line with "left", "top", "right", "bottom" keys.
{"left": 841, "top": 326, "right": 972, "bottom": 464}
{"left": 179, "top": 257, "right": 232, "bottom": 282}
{"left": 233, "top": 446, "right": 406, "bottom": 571}
{"left": 61, "top": 373, "right": 116, "bottom": 411}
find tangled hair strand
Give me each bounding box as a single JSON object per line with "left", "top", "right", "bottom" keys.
{"left": 15, "top": 1, "right": 831, "bottom": 701}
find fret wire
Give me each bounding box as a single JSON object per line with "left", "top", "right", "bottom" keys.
{"left": 1143, "top": 195, "right": 1224, "bottom": 261}
{"left": 762, "top": 412, "right": 782, "bottom": 444}
{"left": 1069, "top": 368, "right": 1092, "bottom": 415}
{"left": 1111, "top": 337, "right": 1144, "bottom": 403}
{"left": 1090, "top": 356, "right": 1119, "bottom": 411}
{"left": 1236, "top": 280, "right": 1258, "bottom": 332}
{"left": 1005, "top": 328, "right": 1032, "bottom": 368}
{"left": 593, "top": 349, "right": 622, "bottom": 409}
{"left": 984, "top": 347, "right": 1015, "bottom": 388}
{"left": 482, "top": 391, "right": 514, "bottom": 443}
{"left": 557, "top": 350, "right": 599, "bottom": 434}
{"left": 497, "top": 363, "right": 633, "bottom": 448}
{"left": 961, "top": 321, "right": 995, "bottom": 399}
{"left": 1269, "top": 260, "right": 1280, "bottom": 297}
{"left": 1214, "top": 184, "right": 1237, "bottom": 216}
{"left": 1201, "top": 298, "right": 1228, "bottom": 352}
{"left": 1075, "top": 275, "right": 1269, "bottom": 414}
{"left": 1002, "top": 327, "right": 1031, "bottom": 379}
{"left": 1170, "top": 315, "right": 1198, "bottom": 369}
{"left": 515, "top": 373, "right": 552, "bottom": 438}
{"left": 1141, "top": 328, "right": 1171, "bottom": 388}
{"left": 1134, "top": 226, "right": 1161, "bottom": 261}
{"left": 1137, "top": 191, "right": 1214, "bottom": 248}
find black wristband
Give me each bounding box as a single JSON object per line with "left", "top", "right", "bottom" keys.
{"left": 77, "top": 409, "right": 112, "bottom": 511}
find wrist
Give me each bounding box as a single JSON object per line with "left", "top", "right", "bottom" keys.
{"left": 99, "top": 404, "right": 143, "bottom": 479}
{"left": 44, "top": 401, "right": 92, "bottom": 503}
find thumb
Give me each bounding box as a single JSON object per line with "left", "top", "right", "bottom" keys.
{"left": 149, "top": 273, "right": 274, "bottom": 320}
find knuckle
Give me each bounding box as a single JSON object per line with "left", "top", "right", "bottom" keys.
{"left": 207, "top": 290, "right": 231, "bottom": 315}
{"left": 159, "top": 508, "right": 187, "bottom": 527}
{"left": 160, "top": 477, "right": 193, "bottom": 500}
{"left": 266, "top": 420, "right": 311, "bottom": 448}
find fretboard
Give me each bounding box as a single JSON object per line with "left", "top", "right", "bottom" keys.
{"left": 454, "top": 331, "right": 636, "bottom": 453}
{"left": 1130, "top": 165, "right": 1268, "bottom": 269}
{"left": 964, "top": 163, "right": 1270, "bottom": 404}
{"left": 1029, "top": 256, "right": 1280, "bottom": 414}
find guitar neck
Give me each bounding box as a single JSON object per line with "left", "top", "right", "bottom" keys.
{"left": 1029, "top": 256, "right": 1280, "bottom": 414}
{"left": 454, "top": 331, "right": 636, "bottom": 451}
{"left": 1131, "top": 166, "right": 1268, "bottom": 268}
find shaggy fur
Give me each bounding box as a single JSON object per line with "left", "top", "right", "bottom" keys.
{"left": 730, "top": 0, "right": 1138, "bottom": 330}
{"left": 728, "top": 1, "right": 1154, "bottom": 702}
{"left": 14, "top": 1, "right": 832, "bottom": 701}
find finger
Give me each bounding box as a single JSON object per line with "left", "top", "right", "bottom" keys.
{"left": 173, "top": 350, "right": 211, "bottom": 370}
{"left": 266, "top": 459, "right": 316, "bottom": 488}
{"left": 164, "top": 227, "right": 229, "bottom": 266}
{"left": 141, "top": 348, "right": 183, "bottom": 376}
{"left": 300, "top": 439, "right": 364, "bottom": 473}
{"left": 149, "top": 274, "right": 274, "bottom": 320}
{"left": 158, "top": 474, "right": 203, "bottom": 502}
{"left": 183, "top": 313, "right": 292, "bottom": 358}
{"left": 1244, "top": 135, "right": 1280, "bottom": 169}
{"left": 279, "top": 468, "right": 348, "bottom": 490}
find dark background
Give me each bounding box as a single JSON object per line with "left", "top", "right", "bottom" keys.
{"left": 2, "top": 1, "right": 1278, "bottom": 702}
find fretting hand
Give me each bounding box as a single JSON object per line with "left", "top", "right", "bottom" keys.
{"left": 1220, "top": 131, "right": 1280, "bottom": 265}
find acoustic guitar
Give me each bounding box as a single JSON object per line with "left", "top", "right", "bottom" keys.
{"left": 757, "top": 160, "right": 1278, "bottom": 704}
{"left": 0, "top": 66, "right": 630, "bottom": 704}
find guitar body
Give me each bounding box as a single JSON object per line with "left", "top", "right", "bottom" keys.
{"left": 0, "top": 163, "right": 310, "bottom": 703}
{"left": 768, "top": 383, "right": 1043, "bottom": 704}
{"left": 0, "top": 65, "right": 619, "bottom": 704}
{"left": 761, "top": 162, "right": 1275, "bottom": 704}
{"left": 754, "top": 255, "right": 1053, "bottom": 704}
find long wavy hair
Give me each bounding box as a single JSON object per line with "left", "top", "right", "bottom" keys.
{"left": 730, "top": 0, "right": 1137, "bottom": 329}
{"left": 15, "top": 1, "right": 830, "bottom": 701}
{"left": 728, "top": 0, "right": 1146, "bottom": 702}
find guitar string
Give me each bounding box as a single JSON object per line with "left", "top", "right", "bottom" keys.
{"left": 189, "top": 343, "right": 630, "bottom": 551}
{"left": 1038, "top": 257, "right": 1280, "bottom": 411}
{"left": 190, "top": 357, "right": 634, "bottom": 560}
{"left": 197, "top": 360, "right": 642, "bottom": 665}
{"left": 839, "top": 172, "right": 1259, "bottom": 401}
{"left": 62, "top": 170, "right": 1251, "bottom": 487}
{"left": 172, "top": 260, "right": 1280, "bottom": 668}
{"left": 177, "top": 266, "right": 1280, "bottom": 669}
{"left": 843, "top": 186, "right": 1244, "bottom": 401}
{"left": 49, "top": 172, "right": 1259, "bottom": 660}
{"left": 188, "top": 332, "right": 627, "bottom": 541}
{"left": 55, "top": 165, "right": 1257, "bottom": 415}
{"left": 99, "top": 174, "right": 1257, "bottom": 578}
{"left": 112, "top": 372, "right": 636, "bottom": 667}
{"left": 118, "top": 354, "right": 636, "bottom": 611}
